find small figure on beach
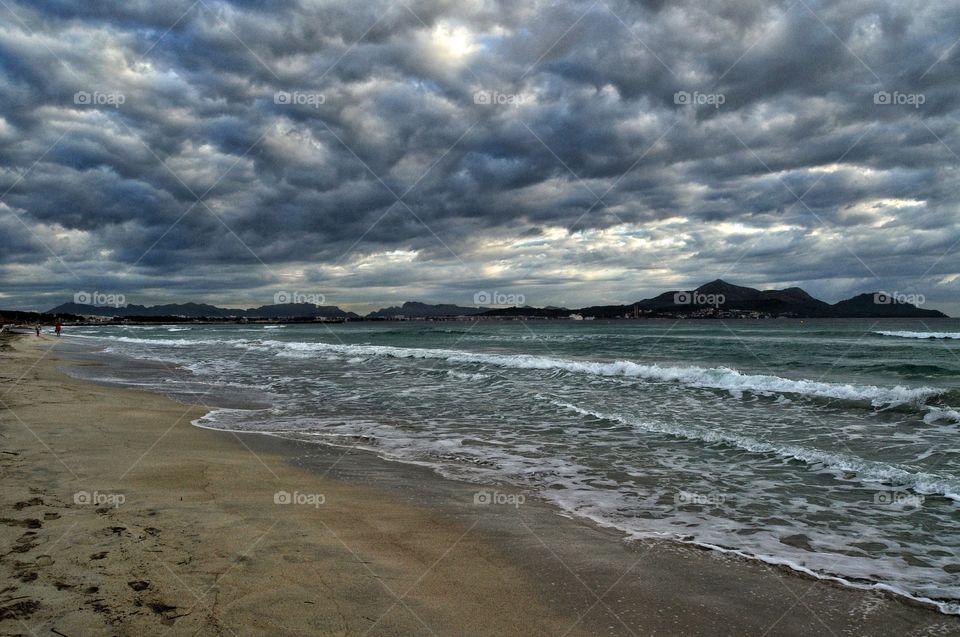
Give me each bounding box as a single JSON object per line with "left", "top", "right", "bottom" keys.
{"left": 55, "top": 321, "right": 62, "bottom": 337}
{"left": 35, "top": 324, "right": 40, "bottom": 337}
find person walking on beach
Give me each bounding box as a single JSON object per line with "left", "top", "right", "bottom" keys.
{"left": 55, "top": 321, "right": 61, "bottom": 337}
{"left": 35, "top": 324, "right": 40, "bottom": 337}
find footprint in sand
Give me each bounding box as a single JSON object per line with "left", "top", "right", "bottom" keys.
{"left": 13, "top": 497, "right": 43, "bottom": 510}
{"left": 10, "top": 538, "right": 39, "bottom": 553}
{"left": 0, "top": 517, "right": 42, "bottom": 528}
{"left": 15, "top": 531, "right": 40, "bottom": 547}
{"left": 0, "top": 599, "right": 40, "bottom": 621}
{"left": 89, "top": 551, "right": 108, "bottom": 560}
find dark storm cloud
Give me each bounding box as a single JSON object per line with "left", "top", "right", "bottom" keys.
{"left": 1, "top": 0, "right": 959, "bottom": 312}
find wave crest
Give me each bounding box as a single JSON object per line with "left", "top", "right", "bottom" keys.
{"left": 876, "top": 330, "right": 960, "bottom": 339}
{"left": 264, "top": 340, "right": 942, "bottom": 407}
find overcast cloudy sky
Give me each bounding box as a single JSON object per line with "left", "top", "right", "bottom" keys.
{"left": 1, "top": 0, "right": 958, "bottom": 313}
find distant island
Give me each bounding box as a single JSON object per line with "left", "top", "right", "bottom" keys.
{"left": 2, "top": 279, "right": 947, "bottom": 325}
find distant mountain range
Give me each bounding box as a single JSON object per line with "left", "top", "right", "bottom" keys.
{"left": 593, "top": 279, "right": 945, "bottom": 318}
{"left": 46, "top": 301, "right": 360, "bottom": 320}
{"left": 42, "top": 280, "right": 947, "bottom": 320}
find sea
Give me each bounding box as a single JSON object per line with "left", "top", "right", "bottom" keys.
{"left": 64, "top": 318, "right": 960, "bottom": 614}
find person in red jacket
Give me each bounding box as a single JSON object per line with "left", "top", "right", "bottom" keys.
{"left": 55, "top": 321, "right": 61, "bottom": 337}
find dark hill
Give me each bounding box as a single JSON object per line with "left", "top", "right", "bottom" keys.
{"left": 831, "top": 293, "right": 945, "bottom": 318}
{"left": 367, "top": 302, "right": 488, "bottom": 319}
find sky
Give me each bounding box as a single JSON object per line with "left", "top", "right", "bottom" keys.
{"left": 0, "top": 0, "right": 958, "bottom": 314}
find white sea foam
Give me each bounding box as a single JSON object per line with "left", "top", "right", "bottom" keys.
{"left": 72, "top": 335, "right": 250, "bottom": 347}
{"left": 923, "top": 406, "right": 960, "bottom": 425}
{"left": 65, "top": 334, "right": 194, "bottom": 346}
{"left": 262, "top": 340, "right": 942, "bottom": 407}
{"left": 546, "top": 398, "right": 960, "bottom": 500}
{"left": 876, "top": 330, "right": 960, "bottom": 339}
{"left": 110, "top": 336, "right": 207, "bottom": 346}
{"left": 191, "top": 407, "right": 274, "bottom": 429}
{"left": 665, "top": 541, "right": 960, "bottom": 616}
{"left": 540, "top": 489, "right": 960, "bottom": 615}
{"left": 447, "top": 370, "right": 489, "bottom": 381}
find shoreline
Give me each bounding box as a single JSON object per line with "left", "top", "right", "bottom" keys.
{"left": 1, "top": 334, "right": 584, "bottom": 635}
{"left": 192, "top": 413, "right": 960, "bottom": 618}
{"left": 209, "top": 425, "right": 960, "bottom": 617}
{"left": 1, "top": 333, "right": 956, "bottom": 634}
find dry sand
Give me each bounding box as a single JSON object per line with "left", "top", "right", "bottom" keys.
{"left": 0, "top": 334, "right": 957, "bottom": 636}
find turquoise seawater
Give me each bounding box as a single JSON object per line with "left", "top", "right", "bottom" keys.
{"left": 68, "top": 318, "right": 960, "bottom": 613}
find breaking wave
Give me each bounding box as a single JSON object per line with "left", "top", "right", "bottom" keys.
{"left": 264, "top": 340, "right": 942, "bottom": 407}
{"left": 876, "top": 331, "right": 960, "bottom": 340}
{"left": 546, "top": 398, "right": 960, "bottom": 500}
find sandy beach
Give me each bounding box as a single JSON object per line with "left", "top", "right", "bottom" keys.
{"left": 1, "top": 333, "right": 957, "bottom": 636}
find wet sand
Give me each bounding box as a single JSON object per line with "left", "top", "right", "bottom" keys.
{"left": 0, "top": 334, "right": 956, "bottom": 635}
